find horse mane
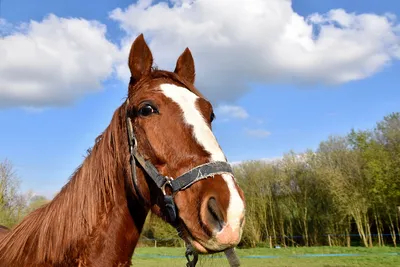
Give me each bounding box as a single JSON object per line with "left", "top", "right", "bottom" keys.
{"left": 0, "top": 225, "right": 8, "bottom": 239}
{"left": 0, "top": 105, "right": 128, "bottom": 265}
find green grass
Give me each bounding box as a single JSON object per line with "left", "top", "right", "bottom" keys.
{"left": 132, "top": 246, "right": 400, "bottom": 266}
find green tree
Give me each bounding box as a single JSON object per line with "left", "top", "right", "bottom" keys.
{"left": 0, "top": 160, "right": 27, "bottom": 227}
{"left": 24, "top": 195, "right": 49, "bottom": 215}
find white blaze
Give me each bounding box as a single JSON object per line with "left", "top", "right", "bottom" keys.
{"left": 222, "top": 173, "right": 245, "bottom": 230}
{"left": 159, "top": 83, "right": 225, "bottom": 161}
{"left": 159, "top": 83, "right": 245, "bottom": 230}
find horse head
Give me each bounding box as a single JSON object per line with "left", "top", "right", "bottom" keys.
{"left": 125, "top": 34, "right": 246, "bottom": 253}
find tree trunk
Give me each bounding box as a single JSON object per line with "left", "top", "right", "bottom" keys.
{"left": 389, "top": 214, "right": 396, "bottom": 247}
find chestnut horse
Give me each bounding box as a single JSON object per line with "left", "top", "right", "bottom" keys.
{"left": 0, "top": 34, "right": 245, "bottom": 267}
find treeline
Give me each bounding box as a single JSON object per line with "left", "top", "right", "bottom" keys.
{"left": 235, "top": 112, "right": 400, "bottom": 248}
{"left": 2, "top": 112, "right": 400, "bottom": 249}
{"left": 141, "top": 112, "right": 400, "bottom": 248}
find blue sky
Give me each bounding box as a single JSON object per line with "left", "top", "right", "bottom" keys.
{"left": 0, "top": 0, "right": 399, "bottom": 198}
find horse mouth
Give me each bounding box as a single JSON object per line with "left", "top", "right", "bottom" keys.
{"left": 178, "top": 219, "right": 233, "bottom": 254}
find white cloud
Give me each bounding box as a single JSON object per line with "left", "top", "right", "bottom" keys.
{"left": 0, "top": 18, "right": 13, "bottom": 36}
{"left": 253, "top": 118, "right": 265, "bottom": 125}
{"left": 245, "top": 128, "right": 271, "bottom": 138}
{"left": 1, "top": 0, "right": 400, "bottom": 108}
{"left": 215, "top": 104, "right": 249, "bottom": 120}
{"left": 110, "top": 0, "right": 400, "bottom": 103}
{"left": 0, "top": 14, "right": 118, "bottom": 108}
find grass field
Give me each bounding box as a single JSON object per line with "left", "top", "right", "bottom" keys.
{"left": 132, "top": 246, "right": 400, "bottom": 266}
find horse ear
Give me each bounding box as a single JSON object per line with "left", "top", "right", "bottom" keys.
{"left": 174, "top": 48, "right": 195, "bottom": 84}
{"left": 128, "top": 34, "right": 153, "bottom": 83}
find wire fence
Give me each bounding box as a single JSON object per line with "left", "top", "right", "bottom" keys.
{"left": 138, "top": 237, "right": 184, "bottom": 248}
{"left": 138, "top": 233, "right": 400, "bottom": 248}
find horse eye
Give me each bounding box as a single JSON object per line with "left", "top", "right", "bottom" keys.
{"left": 138, "top": 104, "right": 158, "bottom": 117}
{"left": 210, "top": 112, "right": 216, "bottom": 122}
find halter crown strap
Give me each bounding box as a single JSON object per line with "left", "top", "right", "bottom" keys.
{"left": 125, "top": 100, "right": 169, "bottom": 203}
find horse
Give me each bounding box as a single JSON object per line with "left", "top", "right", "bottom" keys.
{"left": 0, "top": 34, "right": 246, "bottom": 267}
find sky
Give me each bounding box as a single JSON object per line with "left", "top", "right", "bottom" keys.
{"left": 0, "top": 0, "right": 399, "bottom": 198}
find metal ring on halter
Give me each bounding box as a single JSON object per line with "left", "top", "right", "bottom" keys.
{"left": 161, "top": 177, "right": 173, "bottom": 195}
{"left": 185, "top": 246, "right": 199, "bottom": 267}
{"left": 131, "top": 136, "right": 137, "bottom": 150}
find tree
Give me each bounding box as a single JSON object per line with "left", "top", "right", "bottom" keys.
{"left": 0, "top": 160, "right": 27, "bottom": 227}
{"left": 129, "top": 112, "right": 400, "bottom": 248}
{"left": 24, "top": 195, "right": 49, "bottom": 215}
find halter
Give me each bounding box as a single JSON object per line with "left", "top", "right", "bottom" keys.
{"left": 124, "top": 92, "right": 240, "bottom": 266}
{"left": 125, "top": 99, "right": 233, "bottom": 222}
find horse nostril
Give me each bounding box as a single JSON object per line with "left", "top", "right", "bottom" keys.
{"left": 240, "top": 215, "right": 245, "bottom": 227}
{"left": 206, "top": 197, "right": 225, "bottom": 232}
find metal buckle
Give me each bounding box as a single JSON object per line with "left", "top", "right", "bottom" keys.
{"left": 131, "top": 137, "right": 137, "bottom": 150}
{"left": 161, "top": 176, "right": 173, "bottom": 195}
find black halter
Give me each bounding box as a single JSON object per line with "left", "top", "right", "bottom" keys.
{"left": 125, "top": 99, "right": 233, "bottom": 221}
{"left": 124, "top": 97, "right": 240, "bottom": 266}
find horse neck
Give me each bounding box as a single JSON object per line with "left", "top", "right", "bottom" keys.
{"left": 0, "top": 107, "right": 149, "bottom": 266}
